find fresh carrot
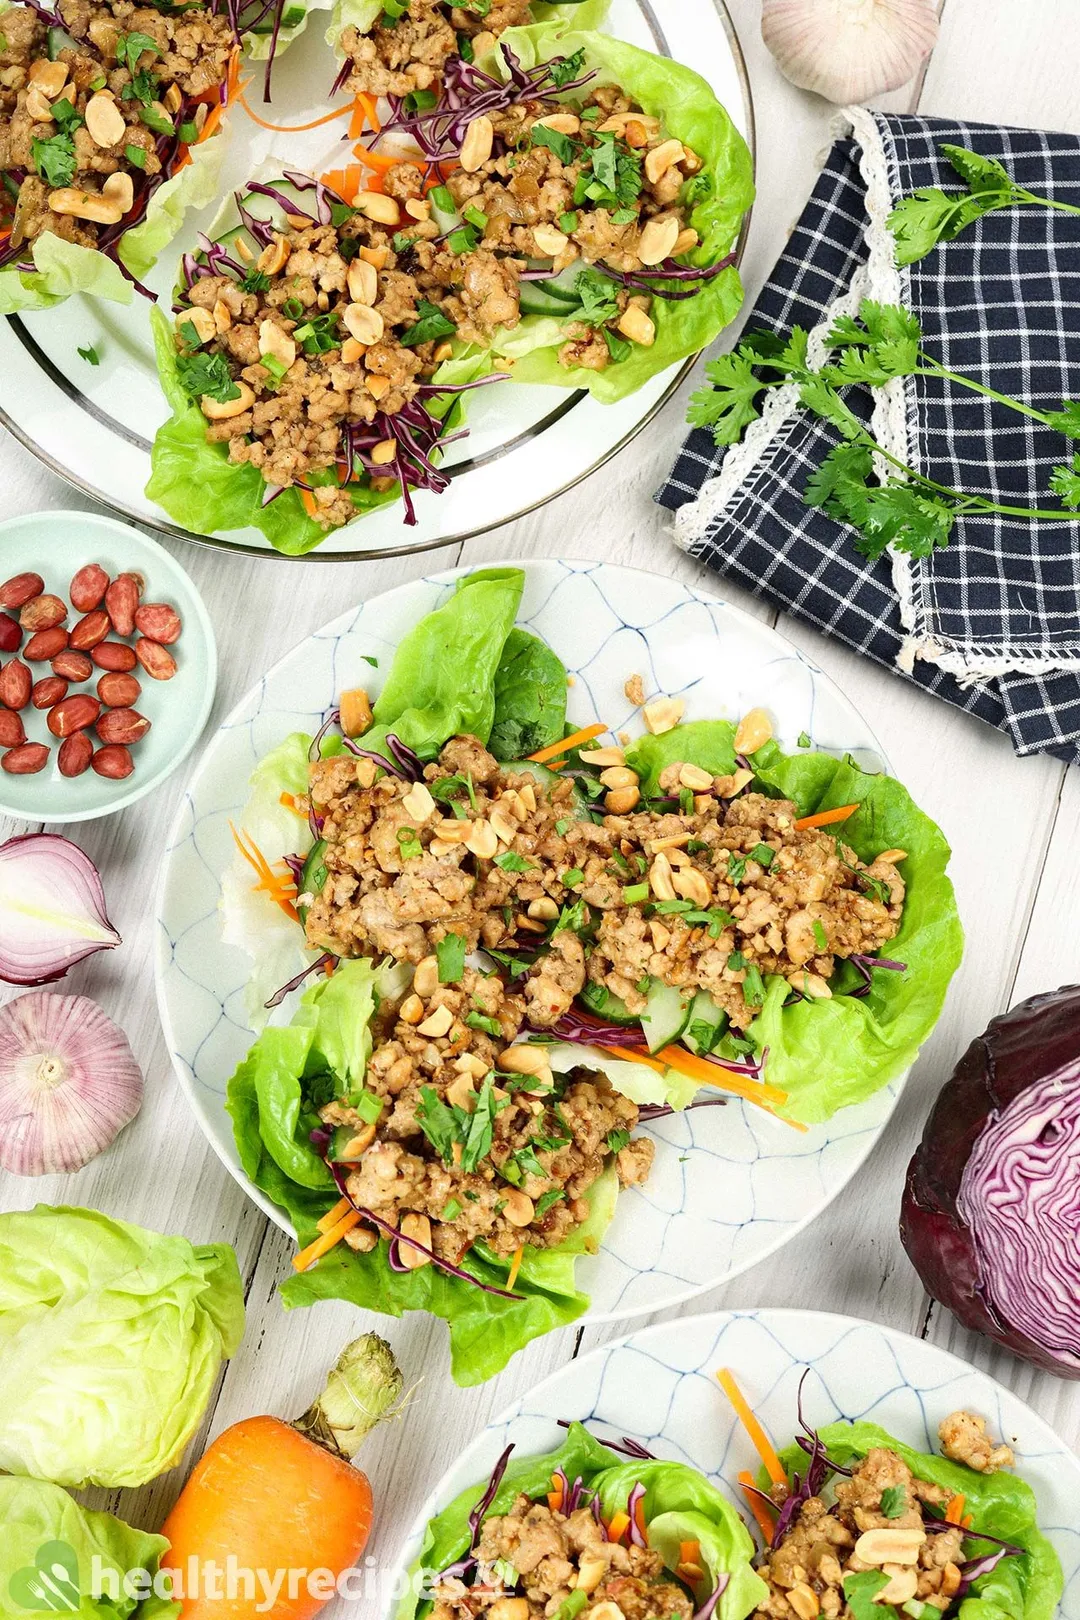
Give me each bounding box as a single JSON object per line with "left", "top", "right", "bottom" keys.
{"left": 160, "top": 1335, "right": 404, "bottom": 1620}
{"left": 230, "top": 823, "right": 300, "bottom": 921}
{"left": 321, "top": 166, "right": 364, "bottom": 204}
{"left": 793, "top": 803, "right": 859, "bottom": 831}
{"left": 316, "top": 1197, "right": 352, "bottom": 1235}
{"left": 352, "top": 142, "right": 401, "bottom": 174}
{"left": 605, "top": 1043, "right": 804, "bottom": 1128}
{"left": 353, "top": 91, "right": 381, "bottom": 132}
{"left": 299, "top": 488, "right": 319, "bottom": 519}
{"left": 238, "top": 92, "right": 354, "bottom": 133}
{"left": 606, "top": 1510, "right": 630, "bottom": 1545}
{"left": 738, "top": 1469, "right": 778, "bottom": 1541}
{"left": 280, "top": 791, "right": 304, "bottom": 814}
{"left": 293, "top": 1209, "right": 362, "bottom": 1271}
{"left": 506, "top": 1242, "right": 524, "bottom": 1290}
{"left": 529, "top": 722, "right": 607, "bottom": 764}
{"left": 716, "top": 1369, "right": 786, "bottom": 1485}
{"left": 632, "top": 1492, "right": 648, "bottom": 1544}
{"left": 547, "top": 1472, "right": 565, "bottom": 1513}
{"left": 679, "top": 1540, "right": 701, "bottom": 1567}
{"left": 945, "top": 1493, "right": 966, "bottom": 1525}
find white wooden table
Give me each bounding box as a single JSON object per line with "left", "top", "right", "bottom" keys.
{"left": 3, "top": 1, "right": 1079, "bottom": 1610}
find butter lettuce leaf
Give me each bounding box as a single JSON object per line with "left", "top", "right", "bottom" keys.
{"left": 487, "top": 26, "right": 753, "bottom": 402}
{"left": 0, "top": 1206, "right": 244, "bottom": 1489}
{"left": 775, "top": 1424, "right": 1061, "bottom": 1620}
{"left": 488, "top": 626, "right": 568, "bottom": 760}
{"left": 398, "top": 1423, "right": 765, "bottom": 1620}
{"left": 627, "top": 722, "right": 962, "bottom": 1124}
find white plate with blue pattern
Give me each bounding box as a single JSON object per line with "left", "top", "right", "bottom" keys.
{"left": 387, "top": 1309, "right": 1080, "bottom": 1618}
{"left": 156, "top": 560, "right": 902, "bottom": 1322}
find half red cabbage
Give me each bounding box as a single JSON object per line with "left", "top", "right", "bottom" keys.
{"left": 900, "top": 983, "right": 1080, "bottom": 1376}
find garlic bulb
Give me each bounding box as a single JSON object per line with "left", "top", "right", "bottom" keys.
{"left": 762, "top": 0, "right": 939, "bottom": 104}
{"left": 0, "top": 992, "right": 143, "bottom": 1175}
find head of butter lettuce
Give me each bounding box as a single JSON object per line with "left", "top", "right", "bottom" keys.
{"left": 0, "top": 1206, "right": 245, "bottom": 1489}
{"left": 0, "top": 50, "right": 225, "bottom": 318}
{"left": 485, "top": 25, "right": 754, "bottom": 403}
{"left": 0, "top": 1478, "right": 178, "bottom": 1620}
{"left": 397, "top": 1422, "right": 766, "bottom": 1620}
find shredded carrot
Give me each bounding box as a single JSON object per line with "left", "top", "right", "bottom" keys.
{"left": 632, "top": 1492, "right": 647, "bottom": 1544}
{"left": 354, "top": 91, "right": 381, "bottom": 132}
{"left": 299, "top": 488, "right": 319, "bottom": 519}
{"left": 238, "top": 91, "right": 354, "bottom": 133}
{"left": 230, "top": 822, "right": 300, "bottom": 921}
{"left": 738, "top": 1470, "right": 778, "bottom": 1541}
{"left": 679, "top": 1541, "right": 701, "bottom": 1568}
{"left": 506, "top": 1242, "right": 524, "bottom": 1291}
{"left": 945, "top": 1494, "right": 965, "bottom": 1525}
{"left": 292, "top": 1209, "right": 362, "bottom": 1271}
{"left": 529, "top": 723, "right": 607, "bottom": 764}
{"left": 793, "top": 803, "right": 859, "bottom": 831}
{"left": 717, "top": 1369, "right": 786, "bottom": 1486}
{"left": 316, "top": 1197, "right": 352, "bottom": 1235}
{"left": 352, "top": 141, "right": 402, "bottom": 174}
{"left": 605, "top": 1043, "right": 803, "bottom": 1128}
{"left": 606, "top": 1511, "right": 630, "bottom": 1545}
{"left": 547, "top": 1472, "right": 565, "bottom": 1513}
{"left": 321, "top": 165, "right": 364, "bottom": 204}
{"left": 280, "top": 791, "right": 304, "bottom": 814}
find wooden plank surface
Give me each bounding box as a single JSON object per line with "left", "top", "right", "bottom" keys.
{"left": 3, "top": 0, "right": 1080, "bottom": 1611}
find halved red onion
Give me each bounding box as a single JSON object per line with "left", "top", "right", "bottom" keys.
{"left": 0, "top": 833, "right": 121, "bottom": 985}
{"left": 0, "top": 991, "right": 143, "bottom": 1175}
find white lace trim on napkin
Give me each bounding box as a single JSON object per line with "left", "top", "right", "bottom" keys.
{"left": 671, "top": 105, "right": 1080, "bottom": 686}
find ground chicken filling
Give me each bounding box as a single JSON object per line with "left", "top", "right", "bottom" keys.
{"left": 0, "top": 0, "right": 232, "bottom": 257}
{"left": 754, "top": 1413, "right": 1015, "bottom": 1620}
{"left": 343, "top": 0, "right": 535, "bottom": 99}
{"left": 303, "top": 734, "right": 905, "bottom": 1035}
{"left": 432, "top": 1495, "right": 694, "bottom": 1620}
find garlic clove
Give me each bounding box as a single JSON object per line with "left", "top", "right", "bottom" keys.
{"left": 762, "top": 0, "right": 939, "bottom": 105}
{"left": 0, "top": 992, "right": 143, "bottom": 1175}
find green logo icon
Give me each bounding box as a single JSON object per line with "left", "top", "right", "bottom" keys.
{"left": 8, "top": 1542, "right": 81, "bottom": 1613}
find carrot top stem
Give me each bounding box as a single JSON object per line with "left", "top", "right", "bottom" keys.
{"left": 292, "top": 1332, "right": 405, "bottom": 1462}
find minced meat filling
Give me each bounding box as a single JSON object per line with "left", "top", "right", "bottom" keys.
{"left": 753, "top": 1415, "right": 1013, "bottom": 1620}
{"left": 343, "top": 0, "right": 534, "bottom": 99}
{"left": 304, "top": 734, "right": 904, "bottom": 1035}
{"left": 0, "top": 0, "right": 232, "bottom": 253}
{"left": 321, "top": 960, "right": 649, "bottom": 1263}
{"left": 432, "top": 1495, "right": 694, "bottom": 1620}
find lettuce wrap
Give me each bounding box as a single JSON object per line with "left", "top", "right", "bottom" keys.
{"left": 625, "top": 722, "right": 964, "bottom": 1125}
{"left": 481, "top": 25, "right": 753, "bottom": 402}
{"left": 769, "top": 1422, "right": 1062, "bottom": 1620}
{"left": 0, "top": 3, "right": 228, "bottom": 316}
{"left": 227, "top": 958, "right": 623, "bottom": 1386}
{"left": 397, "top": 1422, "right": 767, "bottom": 1620}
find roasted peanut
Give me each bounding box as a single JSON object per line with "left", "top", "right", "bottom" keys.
{"left": 104, "top": 574, "right": 140, "bottom": 636}
{"left": 57, "top": 731, "right": 93, "bottom": 777}
{"left": 339, "top": 687, "right": 373, "bottom": 737}
{"left": 23, "top": 627, "right": 69, "bottom": 661}
{"left": 69, "top": 563, "right": 109, "bottom": 612}
{"left": 734, "top": 707, "right": 773, "bottom": 754}
{"left": 91, "top": 744, "right": 134, "bottom": 779}
{"left": 133, "top": 602, "right": 182, "bottom": 644}
{"left": 1, "top": 742, "right": 49, "bottom": 774}
{"left": 354, "top": 190, "right": 400, "bottom": 226}
{"left": 0, "top": 615, "right": 20, "bottom": 654}
{"left": 69, "top": 609, "right": 111, "bottom": 650}
{"left": 346, "top": 256, "right": 379, "bottom": 305}
{"left": 134, "top": 639, "right": 177, "bottom": 680}
{"left": 201, "top": 382, "right": 255, "bottom": 421}
{"left": 679, "top": 762, "right": 714, "bottom": 791}
{"left": 460, "top": 114, "right": 494, "bottom": 171}
{"left": 502, "top": 1188, "right": 535, "bottom": 1227}
{"left": 96, "top": 671, "right": 142, "bottom": 708}
{"left": 0, "top": 658, "right": 31, "bottom": 710}
{"left": 401, "top": 781, "right": 436, "bottom": 822}
{"left": 48, "top": 694, "right": 101, "bottom": 737}
{"left": 19, "top": 593, "right": 66, "bottom": 631}
{"left": 0, "top": 711, "right": 26, "bottom": 748}
{"left": 32, "top": 676, "right": 67, "bottom": 710}
{"left": 852, "top": 1528, "right": 925, "bottom": 1567}
{"left": 0, "top": 573, "right": 44, "bottom": 609}
{"left": 398, "top": 1213, "right": 432, "bottom": 1269}
{"left": 51, "top": 650, "right": 93, "bottom": 681}
{"left": 95, "top": 640, "right": 139, "bottom": 673}
{"left": 96, "top": 707, "right": 150, "bottom": 745}
{"left": 643, "top": 696, "right": 685, "bottom": 735}
{"left": 85, "top": 89, "right": 125, "bottom": 147}
{"left": 605, "top": 786, "right": 640, "bottom": 813}
{"left": 638, "top": 215, "right": 680, "bottom": 266}
{"left": 417, "top": 1003, "right": 454, "bottom": 1038}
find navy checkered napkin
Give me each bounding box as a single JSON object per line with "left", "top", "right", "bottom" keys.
{"left": 657, "top": 108, "right": 1080, "bottom": 765}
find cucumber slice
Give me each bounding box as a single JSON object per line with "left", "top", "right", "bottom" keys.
{"left": 537, "top": 265, "right": 584, "bottom": 301}
{"left": 579, "top": 980, "right": 639, "bottom": 1026}
{"left": 681, "top": 990, "right": 729, "bottom": 1056}
{"left": 47, "top": 24, "right": 79, "bottom": 56}
{"left": 500, "top": 759, "right": 590, "bottom": 816}
{"left": 519, "top": 282, "right": 580, "bottom": 318}
{"left": 297, "top": 838, "right": 328, "bottom": 926}
{"left": 639, "top": 978, "right": 693, "bottom": 1055}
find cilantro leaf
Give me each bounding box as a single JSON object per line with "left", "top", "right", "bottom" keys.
{"left": 798, "top": 376, "right": 864, "bottom": 440}
{"left": 531, "top": 122, "right": 576, "bottom": 164}
{"left": 30, "top": 132, "right": 76, "bottom": 188}
{"left": 575, "top": 267, "right": 620, "bottom": 329}
{"left": 175, "top": 350, "right": 241, "bottom": 405}
{"left": 688, "top": 351, "right": 766, "bottom": 445}
{"left": 941, "top": 142, "right": 1015, "bottom": 194}
{"left": 494, "top": 851, "right": 535, "bottom": 873}
{"left": 606, "top": 1127, "right": 630, "bottom": 1155}
{"left": 77, "top": 344, "right": 100, "bottom": 366}
{"left": 416, "top": 1085, "right": 462, "bottom": 1164}
{"left": 399, "top": 299, "right": 457, "bottom": 347}
{"left": 823, "top": 300, "right": 922, "bottom": 385}
{"left": 880, "top": 1485, "right": 907, "bottom": 1519}
{"left": 1049, "top": 452, "right": 1080, "bottom": 509}
{"left": 460, "top": 1074, "right": 498, "bottom": 1171}
{"left": 436, "top": 932, "right": 466, "bottom": 984}
{"left": 549, "top": 48, "right": 586, "bottom": 89}
{"left": 1047, "top": 400, "right": 1080, "bottom": 440}
{"left": 843, "top": 1571, "right": 892, "bottom": 1620}
{"left": 856, "top": 482, "right": 956, "bottom": 561}
{"left": 534, "top": 1188, "right": 565, "bottom": 1217}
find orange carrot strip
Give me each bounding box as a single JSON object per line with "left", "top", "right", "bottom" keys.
{"left": 945, "top": 1494, "right": 965, "bottom": 1525}
{"left": 352, "top": 141, "right": 400, "bottom": 174}
{"left": 717, "top": 1370, "right": 786, "bottom": 1486}
{"left": 321, "top": 166, "right": 364, "bottom": 204}
{"left": 280, "top": 791, "right": 304, "bottom": 814}
{"left": 230, "top": 824, "right": 300, "bottom": 922}
{"left": 355, "top": 91, "right": 381, "bottom": 132}
{"left": 680, "top": 1541, "right": 701, "bottom": 1567}
{"left": 547, "top": 1473, "right": 565, "bottom": 1513}
{"left": 300, "top": 488, "right": 319, "bottom": 519}
{"left": 529, "top": 723, "right": 606, "bottom": 764}
{"left": 605, "top": 1043, "right": 802, "bottom": 1128}
{"left": 738, "top": 1470, "right": 778, "bottom": 1540}
{"left": 793, "top": 803, "right": 859, "bottom": 831}
{"left": 293, "top": 1209, "right": 362, "bottom": 1271}
{"left": 238, "top": 90, "right": 353, "bottom": 133}
{"left": 632, "top": 1493, "right": 648, "bottom": 1543}
{"left": 606, "top": 1511, "right": 630, "bottom": 1545}
{"left": 506, "top": 1242, "right": 524, "bottom": 1291}
{"left": 316, "top": 1197, "right": 352, "bottom": 1235}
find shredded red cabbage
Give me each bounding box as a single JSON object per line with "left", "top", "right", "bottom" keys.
{"left": 694, "top": 1573, "right": 730, "bottom": 1620}
{"left": 594, "top": 250, "right": 737, "bottom": 303}
{"left": 626, "top": 1482, "right": 648, "bottom": 1546}
{"left": 264, "top": 951, "right": 333, "bottom": 1009}
{"left": 549, "top": 1009, "right": 649, "bottom": 1049}
{"left": 555, "top": 1419, "right": 657, "bottom": 1461}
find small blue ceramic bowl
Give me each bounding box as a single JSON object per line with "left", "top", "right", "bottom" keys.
{"left": 0, "top": 509, "right": 216, "bottom": 822}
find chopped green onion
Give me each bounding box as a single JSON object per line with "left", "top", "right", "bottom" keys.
{"left": 463, "top": 203, "right": 488, "bottom": 231}
{"left": 622, "top": 882, "right": 649, "bottom": 904}
{"left": 558, "top": 210, "right": 578, "bottom": 233}
{"left": 76, "top": 344, "right": 100, "bottom": 366}
{"left": 494, "top": 851, "right": 535, "bottom": 873}
{"left": 124, "top": 143, "right": 147, "bottom": 169}
{"left": 440, "top": 1198, "right": 462, "bottom": 1222}
{"left": 561, "top": 867, "right": 584, "bottom": 887}
{"left": 396, "top": 827, "right": 423, "bottom": 860}
{"left": 812, "top": 919, "right": 828, "bottom": 952}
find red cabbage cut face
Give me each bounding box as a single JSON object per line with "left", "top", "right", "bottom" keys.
{"left": 901, "top": 983, "right": 1080, "bottom": 1377}
{"left": 957, "top": 1066, "right": 1080, "bottom": 1370}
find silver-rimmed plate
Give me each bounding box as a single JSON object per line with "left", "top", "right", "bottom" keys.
{"left": 0, "top": 0, "right": 753, "bottom": 560}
